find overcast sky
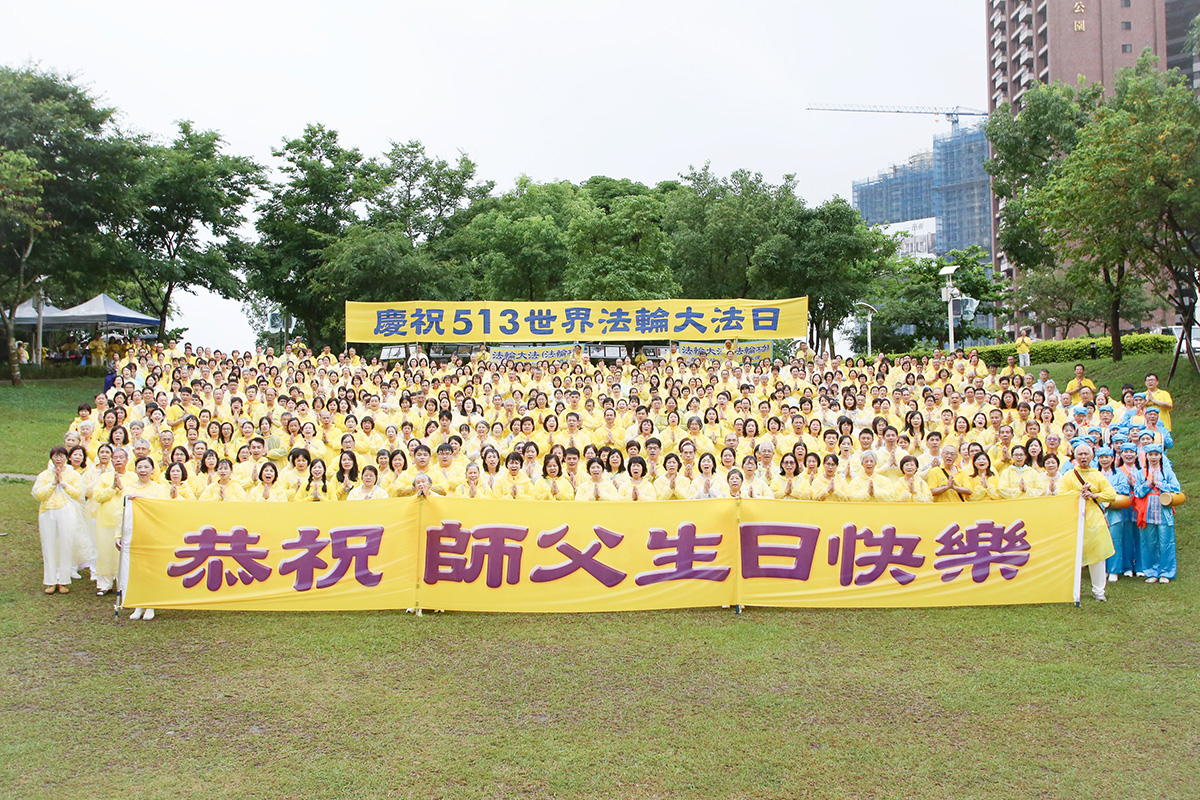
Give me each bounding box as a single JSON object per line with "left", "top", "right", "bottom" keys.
{"left": 11, "top": 0, "right": 987, "bottom": 351}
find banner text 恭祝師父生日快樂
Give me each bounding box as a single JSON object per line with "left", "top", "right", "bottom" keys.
{"left": 125, "top": 494, "right": 1080, "bottom": 612}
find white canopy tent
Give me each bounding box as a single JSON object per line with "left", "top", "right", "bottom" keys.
{"left": 13, "top": 298, "right": 66, "bottom": 327}
{"left": 53, "top": 293, "right": 158, "bottom": 329}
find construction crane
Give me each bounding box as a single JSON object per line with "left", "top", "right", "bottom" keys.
{"left": 807, "top": 104, "right": 989, "bottom": 130}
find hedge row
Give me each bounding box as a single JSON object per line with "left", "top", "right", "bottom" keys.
{"left": 0, "top": 363, "right": 111, "bottom": 381}
{"left": 881, "top": 334, "right": 1177, "bottom": 366}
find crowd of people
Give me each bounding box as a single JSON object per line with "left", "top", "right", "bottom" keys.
{"left": 32, "top": 338, "right": 1181, "bottom": 612}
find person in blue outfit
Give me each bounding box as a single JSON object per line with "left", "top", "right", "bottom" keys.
{"left": 1097, "top": 446, "right": 1134, "bottom": 582}
{"left": 1132, "top": 443, "right": 1179, "bottom": 584}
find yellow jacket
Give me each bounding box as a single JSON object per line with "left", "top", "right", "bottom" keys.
{"left": 32, "top": 467, "right": 83, "bottom": 513}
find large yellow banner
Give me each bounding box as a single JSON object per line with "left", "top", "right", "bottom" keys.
{"left": 125, "top": 498, "right": 420, "bottom": 610}
{"left": 345, "top": 297, "right": 808, "bottom": 344}
{"left": 735, "top": 497, "right": 1078, "bottom": 608}
{"left": 126, "top": 495, "right": 1079, "bottom": 611}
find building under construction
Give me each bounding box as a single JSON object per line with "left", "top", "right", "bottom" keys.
{"left": 852, "top": 124, "right": 993, "bottom": 261}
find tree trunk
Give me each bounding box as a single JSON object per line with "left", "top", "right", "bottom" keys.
{"left": 157, "top": 282, "right": 175, "bottom": 342}
{"left": 1110, "top": 297, "right": 1123, "bottom": 361}
{"left": 5, "top": 313, "right": 22, "bottom": 386}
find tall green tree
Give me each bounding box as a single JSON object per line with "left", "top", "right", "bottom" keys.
{"left": 562, "top": 194, "right": 678, "bottom": 300}
{"left": 0, "top": 148, "right": 56, "bottom": 383}
{"left": 1026, "top": 54, "right": 1199, "bottom": 359}
{"left": 749, "top": 198, "right": 895, "bottom": 356}
{"left": 250, "top": 124, "right": 375, "bottom": 347}
{"left": 122, "top": 121, "right": 264, "bottom": 338}
{"left": 316, "top": 225, "right": 466, "bottom": 319}
{"left": 0, "top": 67, "right": 136, "bottom": 384}
{"left": 366, "top": 140, "right": 493, "bottom": 243}
{"left": 459, "top": 178, "right": 588, "bottom": 302}
{"left": 984, "top": 80, "right": 1102, "bottom": 277}
{"left": 664, "top": 165, "right": 790, "bottom": 299}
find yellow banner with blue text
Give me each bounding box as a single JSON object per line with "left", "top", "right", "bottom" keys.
{"left": 677, "top": 340, "right": 773, "bottom": 360}
{"left": 345, "top": 297, "right": 808, "bottom": 344}
{"left": 126, "top": 495, "right": 1078, "bottom": 611}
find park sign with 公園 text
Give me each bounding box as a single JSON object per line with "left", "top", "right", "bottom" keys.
{"left": 345, "top": 298, "right": 808, "bottom": 344}
{"left": 124, "top": 494, "right": 1081, "bottom": 613}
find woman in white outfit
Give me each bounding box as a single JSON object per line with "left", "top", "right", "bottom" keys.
{"left": 31, "top": 447, "right": 87, "bottom": 594}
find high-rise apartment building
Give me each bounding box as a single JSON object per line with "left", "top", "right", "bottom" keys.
{"left": 1165, "top": 0, "right": 1200, "bottom": 91}
{"left": 986, "top": 0, "right": 1169, "bottom": 288}
{"left": 987, "top": 0, "right": 1167, "bottom": 116}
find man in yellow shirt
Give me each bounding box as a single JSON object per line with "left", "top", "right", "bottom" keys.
{"left": 1064, "top": 364, "right": 1097, "bottom": 404}
{"left": 1015, "top": 328, "right": 1034, "bottom": 368}
{"left": 1144, "top": 372, "right": 1173, "bottom": 430}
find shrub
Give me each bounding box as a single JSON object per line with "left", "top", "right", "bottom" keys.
{"left": 878, "top": 334, "right": 1175, "bottom": 366}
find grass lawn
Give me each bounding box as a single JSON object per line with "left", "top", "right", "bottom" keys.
{"left": 0, "top": 357, "right": 1197, "bottom": 799}
{"left": 0, "top": 377, "right": 102, "bottom": 475}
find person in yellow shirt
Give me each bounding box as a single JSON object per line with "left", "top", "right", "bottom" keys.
{"left": 576, "top": 457, "right": 619, "bottom": 502}
{"left": 493, "top": 452, "right": 533, "bottom": 500}
{"left": 346, "top": 466, "right": 389, "bottom": 500}
{"left": 250, "top": 462, "right": 290, "bottom": 502}
{"left": 770, "top": 453, "right": 812, "bottom": 500}
{"left": 293, "top": 459, "right": 334, "bottom": 502}
{"left": 654, "top": 453, "right": 692, "bottom": 500}
{"left": 1064, "top": 364, "right": 1097, "bottom": 404}
{"left": 619, "top": 457, "right": 659, "bottom": 501}
{"left": 927, "top": 446, "right": 971, "bottom": 503}
{"left": 1057, "top": 443, "right": 1118, "bottom": 601}
{"left": 812, "top": 455, "right": 850, "bottom": 501}
{"left": 997, "top": 446, "right": 1046, "bottom": 499}
{"left": 455, "top": 462, "right": 489, "bottom": 498}
{"left": 32, "top": 446, "right": 86, "bottom": 594}
{"left": 199, "top": 459, "right": 248, "bottom": 501}
{"left": 843, "top": 452, "right": 894, "bottom": 502}
{"left": 894, "top": 456, "right": 933, "bottom": 502}
{"left": 532, "top": 455, "right": 574, "bottom": 501}
{"left": 1015, "top": 328, "right": 1034, "bottom": 368}
{"left": 1144, "top": 372, "right": 1173, "bottom": 430}
{"left": 966, "top": 453, "right": 1001, "bottom": 501}
{"left": 163, "top": 462, "right": 197, "bottom": 501}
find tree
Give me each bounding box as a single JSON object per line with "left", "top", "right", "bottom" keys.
{"left": 749, "top": 198, "right": 895, "bottom": 356}
{"left": 313, "top": 224, "right": 466, "bottom": 342}
{"left": 0, "top": 148, "right": 55, "bottom": 383}
{"left": 459, "top": 178, "right": 588, "bottom": 302}
{"left": 562, "top": 194, "right": 679, "bottom": 300}
{"left": 1027, "top": 54, "right": 1199, "bottom": 359}
{"left": 849, "top": 247, "right": 1001, "bottom": 354}
{"left": 664, "top": 165, "right": 788, "bottom": 299}
{"left": 366, "top": 140, "right": 493, "bottom": 243}
{"left": 0, "top": 67, "right": 136, "bottom": 384}
{"left": 984, "top": 80, "right": 1102, "bottom": 277}
{"left": 122, "top": 121, "right": 264, "bottom": 338}
{"left": 250, "top": 124, "right": 375, "bottom": 347}
{"left": 1004, "top": 264, "right": 1106, "bottom": 338}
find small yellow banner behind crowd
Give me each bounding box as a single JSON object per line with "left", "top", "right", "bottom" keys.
{"left": 345, "top": 297, "right": 808, "bottom": 344}
{"left": 126, "top": 495, "right": 1080, "bottom": 612}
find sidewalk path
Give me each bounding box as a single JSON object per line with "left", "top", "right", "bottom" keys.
{"left": 0, "top": 473, "right": 36, "bottom": 481}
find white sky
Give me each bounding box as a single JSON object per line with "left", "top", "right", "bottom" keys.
{"left": 10, "top": 0, "right": 987, "bottom": 351}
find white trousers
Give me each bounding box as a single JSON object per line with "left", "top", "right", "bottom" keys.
{"left": 1088, "top": 562, "right": 1107, "bottom": 594}
{"left": 39, "top": 507, "right": 75, "bottom": 586}
{"left": 1018, "top": 352, "right": 1031, "bottom": 367}
{"left": 94, "top": 523, "right": 119, "bottom": 591}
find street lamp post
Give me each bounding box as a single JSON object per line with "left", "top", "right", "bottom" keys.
{"left": 939, "top": 265, "right": 961, "bottom": 352}
{"left": 854, "top": 301, "right": 878, "bottom": 357}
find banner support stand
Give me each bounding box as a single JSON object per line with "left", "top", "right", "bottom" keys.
{"left": 1073, "top": 495, "right": 1085, "bottom": 607}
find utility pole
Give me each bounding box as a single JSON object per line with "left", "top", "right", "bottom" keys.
{"left": 854, "top": 301, "right": 877, "bottom": 357}
{"left": 940, "top": 265, "right": 960, "bottom": 351}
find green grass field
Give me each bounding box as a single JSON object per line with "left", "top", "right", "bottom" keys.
{"left": 0, "top": 357, "right": 1197, "bottom": 799}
